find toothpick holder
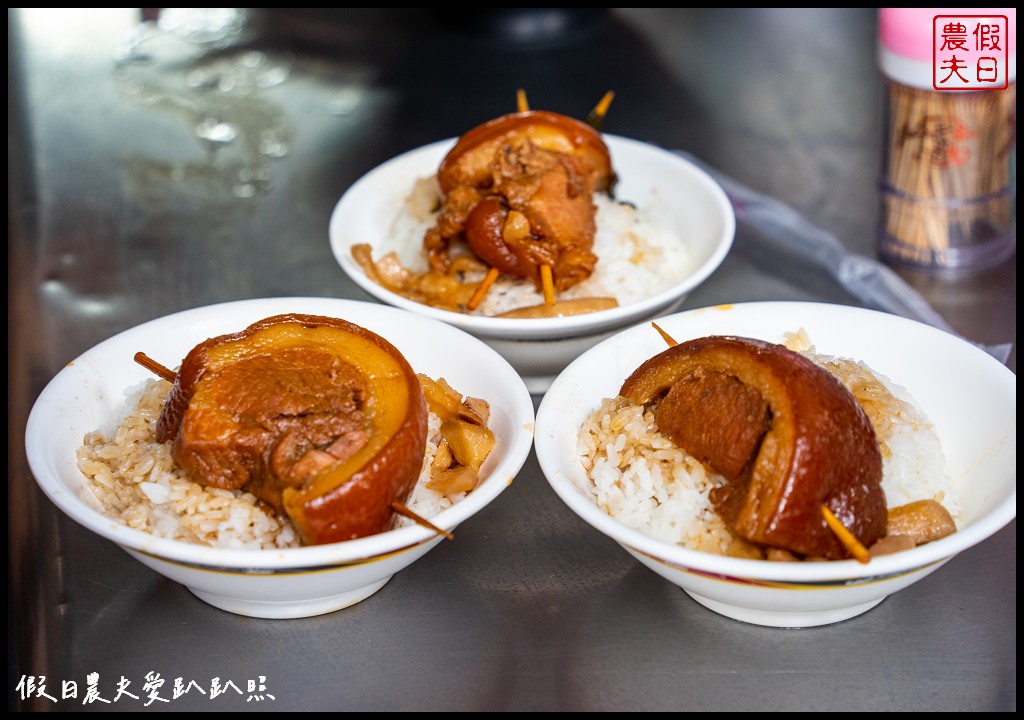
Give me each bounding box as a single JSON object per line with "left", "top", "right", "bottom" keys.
{"left": 876, "top": 8, "right": 1016, "bottom": 273}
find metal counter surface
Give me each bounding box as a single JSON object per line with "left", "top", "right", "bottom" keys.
{"left": 9, "top": 9, "right": 1015, "bottom": 712}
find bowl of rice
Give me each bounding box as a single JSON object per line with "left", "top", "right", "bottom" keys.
{"left": 329, "top": 135, "right": 735, "bottom": 393}
{"left": 534, "top": 301, "right": 1016, "bottom": 628}
{"left": 25, "top": 297, "right": 535, "bottom": 619}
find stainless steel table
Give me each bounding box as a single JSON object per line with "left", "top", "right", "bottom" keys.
{"left": 9, "top": 9, "right": 1015, "bottom": 712}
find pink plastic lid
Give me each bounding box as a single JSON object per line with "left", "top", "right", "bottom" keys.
{"left": 878, "top": 8, "right": 1016, "bottom": 87}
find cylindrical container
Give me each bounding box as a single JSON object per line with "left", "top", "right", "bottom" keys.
{"left": 877, "top": 8, "right": 1016, "bottom": 272}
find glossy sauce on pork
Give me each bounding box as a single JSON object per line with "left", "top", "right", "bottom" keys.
{"left": 425, "top": 110, "right": 615, "bottom": 293}
{"left": 156, "top": 314, "right": 428, "bottom": 546}
{"left": 620, "top": 335, "right": 887, "bottom": 560}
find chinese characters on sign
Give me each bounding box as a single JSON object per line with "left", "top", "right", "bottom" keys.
{"left": 933, "top": 15, "right": 1010, "bottom": 90}
{"left": 14, "top": 674, "right": 276, "bottom": 706}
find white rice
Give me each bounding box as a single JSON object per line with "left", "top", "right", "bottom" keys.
{"left": 379, "top": 177, "right": 694, "bottom": 316}
{"left": 576, "top": 340, "right": 958, "bottom": 559}
{"left": 77, "top": 379, "right": 462, "bottom": 550}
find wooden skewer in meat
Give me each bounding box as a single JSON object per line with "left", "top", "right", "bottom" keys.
{"left": 392, "top": 502, "right": 454, "bottom": 540}
{"left": 821, "top": 505, "right": 872, "bottom": 563}
{"left": 134, "top": 351, "right": 176, "bottom": 382}
{"left": 516, "top": 87, "right": 529, "bottom": 113}
{"left": 586, "top": 90, "right": 615, "bottom": 131}
{"left": 650, "top": 322, "right": 678, "bottom": 347}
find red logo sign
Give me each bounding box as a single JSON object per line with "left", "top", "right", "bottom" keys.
{"left": 933, "top": 15, "right": 1010, "bottom": 90}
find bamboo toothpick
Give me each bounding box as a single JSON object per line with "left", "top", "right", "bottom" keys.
{"left": 586, "top": 90, "right": 615, "bottom": 130}
{"left": 540, "top": 264, "right": 556, "bottom": 306}
{"left": 516, "top": 88, "right": 529, "bottom": 112}
{"left": 467, "top": 266, "right": 500, "bottom": 311}
{"left": 651, "top": 321, "right": 678, "bottom": 347}
{"left": 392, "top": 502, "right": 454, "bottom": 540}
{"left": 821, "top": 505, "right": 871, "bottom": 564}
{"left": 134, "top": 352, "right": 176, "bottom": 382}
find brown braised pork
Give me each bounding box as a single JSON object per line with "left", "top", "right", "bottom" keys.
{"left": 620, "top": 335, "right": 887, "bottom": 560}
{"left": 156, "top": 314, "right": 428, "bottom": 546}
{"left": 424, "top": 110, "right": 615, "bottom": 293}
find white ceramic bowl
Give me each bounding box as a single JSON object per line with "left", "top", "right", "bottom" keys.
{"left": 26, "top": 297, "right": 535, "bottom": 619}
{"left": 535, "top": 301, "right": 1016, "bottom": 628}
{"left": 329, "top": 135, "right": 735, "bottom": 393}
